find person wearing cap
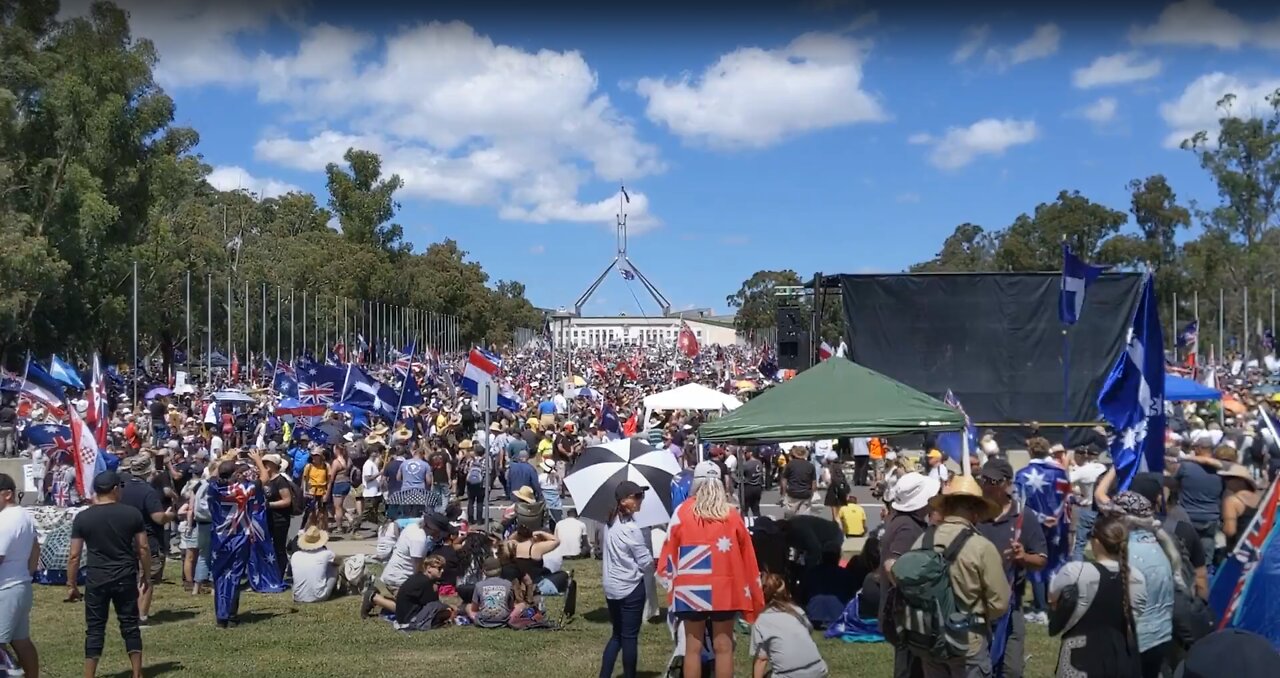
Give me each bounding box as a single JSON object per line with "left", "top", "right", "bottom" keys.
{"left": 905, "top": 475, "right": 1010, "bottom": 677}
{"left": 118, "top": 453, "right": 173, "bottom": 625}
{"left": 1168, "top": 432, "right": 1224, "bottom": 565}
{"left": 658, "top": 460, "right": 764, "bottom": 677}
{"left": 68, "top": 471, "right": 152, "bottom": 678}
{"left": 300, "top": 449, "right": 332, "bottom": 531}
{"left": 290, "top": 526, "right": 337, "bottom": 604}
{"left": 537, "top": 457, "right": 564, "bottom": 523}
{"left": 1068, "top": 443, "right": 1109, "bottom": 562}
{"left": 599, "top": 480, "right": 654, "bottom": 678}
{"left": 0, "top": 473, "right": 38, "bottom": 676}
{"left": 924, "top": 449, "right": 951, "bottom": 484}
{"left": 977, "top": 458, "right": 1048, "bottom": 674}
{"left": 467, "top": 556, "right": 518, "bottom": 628}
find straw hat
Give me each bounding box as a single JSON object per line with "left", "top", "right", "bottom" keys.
{"left": 369, "top": 423, "right": 390, "bottom": 437}
{"left": 364, "top": 434, "right": 386, "bottom": 447}
{"left": 296, "top": 526, "right": 330, "bottom": 551}
{"left": 391, "top": 427, "right": 412, "bottom": 443}
{"left": 488, "top": 421, "right": 502, "bottom": 433}
{"left": 513, "top": 485, "right": 537, "bottom": 503}
{"left": 1218, "top": 465, "right": 1258, "bottom": 489}
{"left": 261, "top": 453, "right": 289, "bottom": 472}
{"left": 458, "top": 439, "right": 473, "bottom": 451}
{"left": 929, "top": 475, "right": 1000, "bottom": 522}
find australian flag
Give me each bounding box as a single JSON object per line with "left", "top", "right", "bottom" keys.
{"left": 935, "top": 390, "right": 978, "bottom": 462}
{"left": 1016, "top": 458, "right": 1072, "bottom": 582}
{"left": 396, "top": 370, "right": 424, "bottom": 416}
{"left": 271, "top": 359, "right": 299, "bottom": 399}
{"left": 325, "top": 347, "right": 344, "bottom": 367}
{"left": 1097, "top": 273, "right": 1165, "bottom": 490}
{"left": 297, "top": 364, "right": 344, "bottom": 406}
{"left": 1059, "top": 243, "right": 1108, "bottom": 326}
{"left": 340, "top": 364, "right": 399, "bottom": 422}
{"left": 26, "top": 423, "right": 73, "bottom": 457}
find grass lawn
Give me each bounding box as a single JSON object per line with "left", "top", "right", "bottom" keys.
{"left": 31, "top": 559, "right": 1061, "bottom": 677}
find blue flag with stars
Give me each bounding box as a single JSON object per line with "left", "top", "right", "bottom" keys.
{"left": 1097, "top": 273, "right": 1165, "bottom": 490}
{"left": 1015, "top": 458, "right": 1071, "bottom": 583}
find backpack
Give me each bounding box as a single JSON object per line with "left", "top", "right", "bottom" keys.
{"left": 349, "top": 457, "right": 363, "bottom": 489}
{"left": 1162, "top": 516, "right": 1216, "bottom": 647}
{"left": 466, "top": 459, "right": 484, "bottom": 486}
{"left": 515, "top": 500, "right": 547, "bottom": 532}
{"left": 889, "top": 525, "right": 978, "bottom": 660}
{"left": 191, "top": 479, "right": 213, "bottom": 523}
{"left": 276, "top": 475, "right": 305, "bottom": 517}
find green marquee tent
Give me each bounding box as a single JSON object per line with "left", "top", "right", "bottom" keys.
{"left": 698, "top": 358, "right": 965, "bottom": 443}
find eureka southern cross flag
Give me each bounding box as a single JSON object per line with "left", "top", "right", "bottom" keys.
{"left": 1097, "top": 273, "right": 1165, "bottom": 490}
{"left": 1059, "top": 243, "right": 1108, "bottom": 326}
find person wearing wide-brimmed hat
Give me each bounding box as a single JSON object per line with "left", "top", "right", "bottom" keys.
{"left": 877, "top": 471, "right": 940, "bottom": 677}
{"left": 1218, "top": 465, "right": 1260, "bottom": 553}
{"left": 904, "top": 475, "right": 1010, "bottom": 677}
{"left": 118, "top": 452, "right": 173, "bottom": 625}
{"left": 290, "top": 526, "right": 336, "bottom": 603}
{"left": 251, "top": 450, "right": 294, "bottom": 579}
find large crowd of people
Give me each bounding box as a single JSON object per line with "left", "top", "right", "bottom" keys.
{"left": 1, "top": 344, "right": 1280, "bottom": 677}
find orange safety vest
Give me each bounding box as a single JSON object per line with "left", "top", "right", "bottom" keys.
{"left": 868, "top": 437, "right": 885, "bottom": 459}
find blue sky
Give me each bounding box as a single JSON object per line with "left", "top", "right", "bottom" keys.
{"left": 66, "top": 0, "right": 1280, "bottom": 314}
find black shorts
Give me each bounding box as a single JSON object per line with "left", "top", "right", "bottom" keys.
{"left": 674, "top": 610, "right": 737, "bottom": 623}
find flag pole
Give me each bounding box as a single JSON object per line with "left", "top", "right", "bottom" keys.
{"left": 206, "top": 273, "right": 213, "bottom": 385}
{"left": 244, "top": 279, "right": 250, "bottom": 382}
{"left": 226, "top": 275, "right": 232, "bottom": 375}
{"left": 1219, "top": 288, "right": 1225, "bottom": 367}
{"left": 1172, "top": 292, "right": 1179, "bottom": 364}
{"left": 185, "top": 270, "right": 191, "bottom": 377}
{"left": 132, "top": 260, "right": 138, "bottom": 406}
{"left": 1244, "top": 286, "right": 1250, "bottom": 367}
{"left": 302, "top": 290, "right": 308, "bottom": 360}
{"left": 261, "top": 284, "right": 266, "bottom": 382}
{"left": 275, "top": 286, "right": 282, "bottom": 366}
{"left": 290, "top": 289, "right": 295, "bottom": 364}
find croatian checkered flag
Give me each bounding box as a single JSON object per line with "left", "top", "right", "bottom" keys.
{"left": 1059, "top": 243, "right": 1108, "bottom": 325}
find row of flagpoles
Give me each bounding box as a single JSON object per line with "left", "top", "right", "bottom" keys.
{"left": 128, "top": 268, "right": 464, "bottom": 388}
{"left": 1169, "top": 288, "right": 1280, "bottom": 373}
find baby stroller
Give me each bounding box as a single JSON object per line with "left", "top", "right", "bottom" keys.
{"left": 664, "top": 609, "right": 735, "bottom": 677}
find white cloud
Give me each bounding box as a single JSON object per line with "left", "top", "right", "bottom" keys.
{"left": 952, "top": 25, "right": 991, "bottom": 64}
{"left": 1072, "top": 52, "right": 1162, "bottom": 88}
{"left": 1129, "top": 0, "right": 1280, "bottom": 50}
{"left": 909, "top": 118, "right": 1039, "bottom": 170}
{"left": 529, "top": 245, "right": 546, "bottom": 255}
{"left": 1007, "top": 24, "right": 1062, "bottom": 65}
{"left": 172, "top": 18, "right": 665, "bottom": 232}
{"left": 895, "top": 192, "right": 922, "bottom": 203}
{"left": 1159, "top": 72, "right": 1280, "bottom": 147}
{"left": 59, "top": 0, "right": 297, "bottom": 88}
{"left": 206, "top": 165, "right": 301, "bottom": 199}
{"left": 1080, "top": 97, "right": 1119, "bottom": 124}
{"left": 635, "top": 32, "right": 887, "bottom": 148}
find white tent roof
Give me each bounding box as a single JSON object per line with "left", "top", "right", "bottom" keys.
{"left": 642, "top": 383, "right": 743, "bottom": 412}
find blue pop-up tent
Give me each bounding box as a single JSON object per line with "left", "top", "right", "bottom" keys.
{"left": 1165, "top": 373, "right": 1221, "bottom": 401}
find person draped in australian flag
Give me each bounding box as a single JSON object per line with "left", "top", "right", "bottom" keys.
{"left": 208, "top": 459, "right": 286, "bottom": 627}
{"left": 1014, "top": 437, "right": 1071, "bottom": 626}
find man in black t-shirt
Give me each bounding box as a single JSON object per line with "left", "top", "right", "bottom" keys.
{"left": 780, "top": 446, "right": 818, "bottom": 516}
{"left": 118, "top": 454, "right": 173, "bottom": 624}
{"left": 67, "top": 471, "right": 153, "bottom": 678}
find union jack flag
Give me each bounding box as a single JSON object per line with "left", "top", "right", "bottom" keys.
{"left": 26, "top": 424, "right": 73, "bottom": 455}
{"left": 298, "top": 381, "right": 336, "bottom": 405}
{"left": 215, "top": 482, "right": 267, "bottom": 544}
{"left": 673, "top": 584, "right": 713, "bottom": 612}
{"left": 677, "top": 544, "right": 713, "bottom": 575}
{"left": 275, "top": 361, "right": 295, "bottom": 380}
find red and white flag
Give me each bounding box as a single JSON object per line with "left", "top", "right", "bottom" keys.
{"left": 677, "top": 322, "right": 699, "bottom": 358}
{"left": 69, "top": 406, "right": 101, "bottom": 500}
{"left": 818, "top": 342, "right": 834, "bottom": 361}
{"left": 230, "top": 352, "right": 240, "bottom": 382}
{"left": 86, "top": 353, "right": 108, "bottom": 450}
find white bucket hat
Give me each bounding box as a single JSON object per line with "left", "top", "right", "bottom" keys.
{"left": 886, "top": 472, "right": 940, "bottom": 513}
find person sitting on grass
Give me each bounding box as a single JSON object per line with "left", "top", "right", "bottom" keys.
{"left": 393, "top": 555, "right": 455, "bottom": 631}
{"left": 290, "top": 526, "right": 337, "bottom": 603}
{"left": 751, "top": 572, "right": 830, "bottom": 678}
{"left": 467, "top": 557, "right": 525, "bottom": 628}
{"left": 455, "top": 532, "right": 497, "bottom": 604}
{"left": 362, "top": 513, "right": 451, "bottom": 618}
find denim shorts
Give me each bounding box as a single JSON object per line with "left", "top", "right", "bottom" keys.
{"left": 332, "top": 481, "right": 352, "bottom": 497}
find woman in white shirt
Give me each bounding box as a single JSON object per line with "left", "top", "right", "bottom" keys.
{"left": 599, "top": 480, "right": 653, "bottom": 678}
{"left": 359, "top": 449, "right": 383, "bottom": 530}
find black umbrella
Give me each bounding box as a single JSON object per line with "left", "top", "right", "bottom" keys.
{"left": 563, "top": 437, "right": 682, "bottom": 528}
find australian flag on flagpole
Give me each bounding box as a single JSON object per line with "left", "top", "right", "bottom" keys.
{"left": 1097, "top": 273, "right": 1165, "bottom": 490}
{"left": 1059, "top": 243, "right": 1108, "bottom": 326}
{"left": 1177, "top": 320, "right": 1198, "bottom": 349}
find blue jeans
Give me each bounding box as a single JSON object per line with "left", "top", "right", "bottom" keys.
{"left": 196, "top": 522, "right": 212, "bottom": 583}
{"left": 1073, "top": 508, "right": 1097, "bottom": 562}
{"left": 600, "top": 582, "right": 645, "bottom": 678}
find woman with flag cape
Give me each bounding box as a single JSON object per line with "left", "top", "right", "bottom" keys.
{"left": 208, "top": 459, "right": 286, "bottom": 626}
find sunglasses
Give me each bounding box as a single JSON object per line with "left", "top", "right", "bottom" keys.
{"left": 978, "top": 476, "right": 1005, "bottom": 486}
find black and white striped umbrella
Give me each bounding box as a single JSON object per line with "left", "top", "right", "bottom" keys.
{"left": 564, "top": 437, "right": 682, "bottom": 529}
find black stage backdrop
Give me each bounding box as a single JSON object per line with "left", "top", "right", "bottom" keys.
{"left": 840, "top": 273, "right": 1143, "bottom": 446}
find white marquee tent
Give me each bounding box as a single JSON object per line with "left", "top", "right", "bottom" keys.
{"left": 642, "top": 383, "right": 742, "bottom": 430}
